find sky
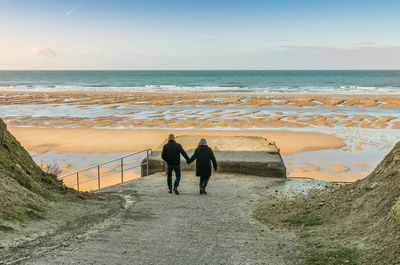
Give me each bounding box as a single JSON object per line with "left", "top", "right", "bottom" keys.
{"left": 1, "top": 0, "right": 400, "bottom": 70}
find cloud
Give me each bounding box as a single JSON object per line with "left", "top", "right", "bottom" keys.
{"left": 200, "top": 38, "right": 220, "bottom": 41}
{"left": 279, "top": 45, "right": 400, "bottom": 55}
{"left": 354, "top": 42, "right": 378, "bottom": 46}
{"left": 234, "top": 45, "right": 400, "bottom": 69}
{"left": 31, "top": 46, "right": 57, "bottom": 57}
{"left": 66, "top": 2, "right": 81, "bottom": 16}
{"left": 280, "top": 45, "right": 346, "bottom": 53}
{"left": 264, "top": 38, "right": 288, "bottom": 42}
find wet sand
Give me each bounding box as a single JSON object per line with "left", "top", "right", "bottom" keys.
{"left": 10, "top": 127, "right": 345, "bottom": 191}
{"left": 5, "top": 91, "right": 397, "bottom": 186}
{"left": 2, "top": 91, "right": 400, "bottom": 130}
{"left": 10, "top": 127, "right": 344, "bottom": 155}
{"left": 290, "top": 164, "right": 365, "bottom": 182}
{"left": 6, "top": 114, "right": 400, "bottom": 130}
{"left": 2, "top": 91, "right": 400, "bottom": 108}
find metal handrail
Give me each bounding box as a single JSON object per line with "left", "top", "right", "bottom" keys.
{"left": 69, "top": 162, "right": 147, "bottom": 188}
{"left": 59, "top": 149, "right": 152, "bottom": 179}
{"left": 59, "top": 148, "right": 152, "bottom": 191}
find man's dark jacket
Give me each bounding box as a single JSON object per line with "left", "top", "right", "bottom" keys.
{"left": 161, "top": 140, "right": 189, "bottom": 166}
{"left": 188, "top": 145, "right": 217, "bottom": 178}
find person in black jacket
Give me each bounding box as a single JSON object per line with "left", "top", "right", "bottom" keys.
{"left": 161, "top": 134, "right": 189, "bottom": 194}
{"left": 187, "top": 138, "right": 217, "bottom": 195}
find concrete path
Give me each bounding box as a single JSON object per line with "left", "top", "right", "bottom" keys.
{"left": 23, "top": 172, "right": 308, "bottom": 265}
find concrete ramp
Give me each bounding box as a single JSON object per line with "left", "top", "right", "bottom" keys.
{"left": 142, "top": 135, "right": 286, "bottom": 178}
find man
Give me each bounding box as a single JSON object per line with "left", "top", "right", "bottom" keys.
{"left": 161, "top": 134, "right": 189, "bottom": 194}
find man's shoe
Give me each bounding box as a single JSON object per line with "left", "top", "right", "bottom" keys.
{"left": 173, "top": 187, "right": 179, "bottom": 195}
{"left": 200, "top": 189, "right": 203, "bottom": 194}
{"left": 169, "top": 189, "right": 172, "bottom": 194}
{"left": 203, "top": 189, "right": 207, "bottom": 195}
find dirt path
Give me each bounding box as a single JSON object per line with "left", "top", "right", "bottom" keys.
{"left": 13, "top": 172, "right": 326, "bottom": 265}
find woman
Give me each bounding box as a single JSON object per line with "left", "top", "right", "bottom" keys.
{"left": 187, "top": 138, "right": 217, "bottom": 194}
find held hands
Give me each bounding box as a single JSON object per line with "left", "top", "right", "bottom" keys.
{"left": 186, "top": 159, "right": 190, "bottom": 165}
{"left": 214, "top": 166, "right": 217, "bottom": 171}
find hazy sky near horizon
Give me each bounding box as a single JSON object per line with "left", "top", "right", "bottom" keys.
{"left": 1, "top": 0, "right": 400, "bottom": 70}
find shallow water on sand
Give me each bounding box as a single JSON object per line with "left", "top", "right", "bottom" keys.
{"left": 283, "top": 147, "right": 384, "bottom": 182}
{"left": 3, "top": 90, "right": 398, "bottom": 184}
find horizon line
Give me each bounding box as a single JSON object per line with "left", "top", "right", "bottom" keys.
{"left": 1, "top": 69, "right": 400, "bottom": 71}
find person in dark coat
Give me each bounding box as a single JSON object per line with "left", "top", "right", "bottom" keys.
{"left": 161, "top": 134, "right": 189, "bottom": 194}
{"left": 187, "top": 138, "right": 217, "bottom": 194}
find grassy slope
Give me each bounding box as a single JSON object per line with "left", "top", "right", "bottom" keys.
{"left": 255, "top": 142, "right": 400, "bottom": 264}
{"left": 0, "top": 118, "right": 76, "bottom": 231}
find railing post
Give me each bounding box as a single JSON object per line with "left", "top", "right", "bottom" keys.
{"left": 146, "top": 149, "right": 150, "bottom": 176}
{"left": 121, "top": 158, "right": 124, "bottom": 183}
{"left": 76, "top": 172, "right": 80, "bottom": 191}
{"left": 97, "top": 165, "right": 100, "bottom": 189}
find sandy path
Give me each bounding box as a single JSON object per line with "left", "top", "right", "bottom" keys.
{"left": 20, "top": 173, "right": 325, "bottom": 265}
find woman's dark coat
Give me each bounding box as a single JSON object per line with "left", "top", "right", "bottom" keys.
{"left": 188, "top": 145, "right": 217, "bottom": 178}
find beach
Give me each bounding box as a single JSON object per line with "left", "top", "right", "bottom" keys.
{"left": 2, "top": 92, "right": 400, "bottom": 135}
{"left": 9, "top": 127, "right": 344, "bottom": 155}
{"left": 2, "top": 89, "right": 398, "bottom": 189}
{"left": 1, "top": 71, "right": 399, "bottom": 189}
{"left": 9, "top": 126, "right": 345, "bottom": 190}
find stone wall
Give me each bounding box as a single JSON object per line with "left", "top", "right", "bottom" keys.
{"left": 142, "top": 136, "right": 286, "bottom": 178}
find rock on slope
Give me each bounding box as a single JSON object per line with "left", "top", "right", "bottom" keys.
{"left": 0, "top": 118, "right": 75, "bottom": 232}
{"left": 255, "top": 142, "right": 400, "bottom": 264}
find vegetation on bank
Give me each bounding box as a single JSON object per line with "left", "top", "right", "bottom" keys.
{"left": 255, "top": 142, "right": 400, "bottom": 264}
{"left": 306, "top": 248, "right": 359, "bottom": 265}
{"left": 0, "top": 118, "right": 85, "bottom": 232}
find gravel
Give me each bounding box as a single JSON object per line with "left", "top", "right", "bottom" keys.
{"left": 16, "top": 172, "right": 326, "bottom": 265}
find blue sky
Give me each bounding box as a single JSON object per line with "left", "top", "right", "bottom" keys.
{"left": 1, "top": 0, "right": 400, "bottom": 69}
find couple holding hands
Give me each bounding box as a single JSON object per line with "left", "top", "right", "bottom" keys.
{"left": 161, "top": 134, "right": 217, "bottom": 195}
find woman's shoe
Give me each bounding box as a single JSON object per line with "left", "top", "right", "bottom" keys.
{"left": 200, "top": 189, "right": 203, "bottom": 194}
{"left": 203, "top": 189, "right": 207, "bottom": 195}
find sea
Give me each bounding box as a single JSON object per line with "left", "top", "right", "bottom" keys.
{"left": 1, "top": 70, "right": 400, "bottom": 94}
